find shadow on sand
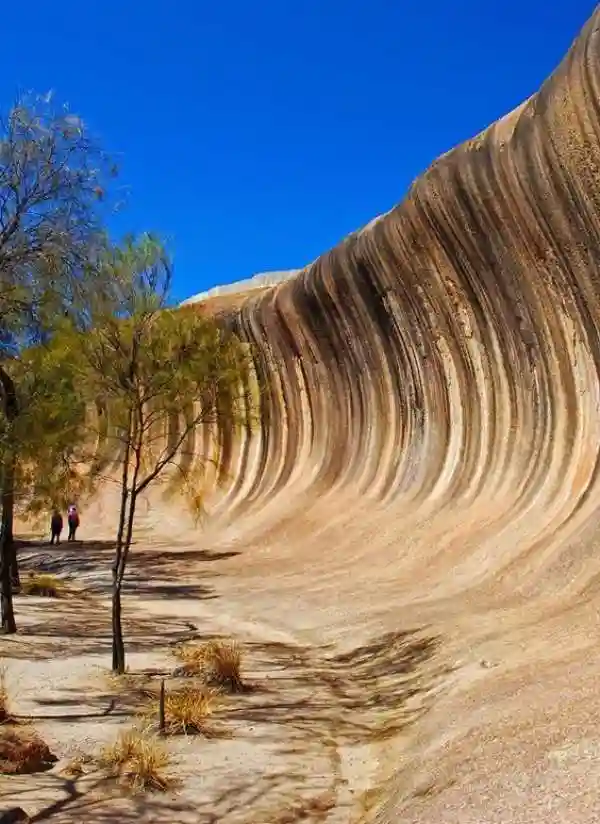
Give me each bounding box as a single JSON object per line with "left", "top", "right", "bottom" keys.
{"left": 5, "top": 629, "right": 448, "bottom": 823}
{"left": 7, "top": 772, "right": 200, "bottom": 823}
{"left": 16, "top": 538, "right": 239, "bottom": 596}
{"left": 4, "top": 539, "right": 239, "bottom": 660}
{"left": 4, "top": 541, "right": 451, "bottom": 822}
{"left": 220, "top": 630, "right": 447, "bottom": 746}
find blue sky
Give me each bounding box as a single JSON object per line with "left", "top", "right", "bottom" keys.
{"left": 0, "top": 1, "right": 594, "bottom": 302}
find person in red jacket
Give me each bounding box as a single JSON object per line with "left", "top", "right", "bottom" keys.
{"left": 67, "top": 504, "right": 80, "bottom": 542}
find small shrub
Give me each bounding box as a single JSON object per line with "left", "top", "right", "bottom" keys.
{"left": 174, "top": 639, "right": 244, "bottom": 692}
{"left": 61, "top": 752, "right": 95, "bottom": 778}
{"left": 99, "top": 727, "right": 175, "bottom": 793}
{"left": 0, "top": 726, "right": 57, "bottom": 774}
{"left": 204, "top": 640, "right": 243, "bottom": 691}
{"left": 173, "top": 643, "right": 202, "bottom": 669}
{"left": 0, "top": 667, "right": 18, "bottom": 724}
{"left": 20, "top": 571, "right": 65, "bottom": 598}
{"left": 153, "top": 684, "right": 220, "bottom": 736}
{"left": 0, "top": 668, "right": 10, "bottom": 723}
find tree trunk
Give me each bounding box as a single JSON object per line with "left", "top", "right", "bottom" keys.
{"left": 122, "top": 489, "right": 138, "bottom": 570}
{"left": 158, "top": 679, "right": 165, "bottom": 734}
{"left": 0, "top": 528, "right": 16, "bottom": 635}
{"left": 111, "top": 408, "right": 133, "bottom": 673}
{"left": 111, "top": 576, "right": 125, "bottom": 673}
{"left": 2, "top": 458, "right": 19, "bottom": 591}
{"left": 111, "top": 488, "right": 139, "bottom": 674}
{"left": 0, "top": 465, "right": 16, "bottom": 634}
{"left": 0, "top": 367, "right": 18, "bottom": 634}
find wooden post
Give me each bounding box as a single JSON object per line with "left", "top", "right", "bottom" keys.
{"left": 158, "top": 679, "right": 165, "bottom": 734}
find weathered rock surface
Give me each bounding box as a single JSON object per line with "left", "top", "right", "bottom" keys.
{"left": 75, "top": 8, "right": 600, "bottom": 823}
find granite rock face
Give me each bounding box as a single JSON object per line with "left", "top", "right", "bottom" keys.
{"left": 79, "top": 8, "right": 600, "bottom": 822}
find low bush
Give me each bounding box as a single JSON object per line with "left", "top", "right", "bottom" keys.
{"left": 61, "top": 752, "right": 95, "bottom": 778}
{"left": 0, "top": 668, "right": 10, "bottom": 723}
{"left": 98, "top": 726, "right": 176, "bottom": 793}
{"left": 0, "top": 667, "right": 18, "bottom": 724}
{"left": 20, "top": 571, "right": 65, "bottom": 598}
{"left": 174, "top": 638, "right": 244, "bottom": 692}
{"left": 0, "top": 726, "right": 57, "bottom": 775}
{"left": 154, "top": 684, "right": 220, "bottom": 736}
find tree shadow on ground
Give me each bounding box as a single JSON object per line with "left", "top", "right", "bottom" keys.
{"left": 4, "top": 771, "right": 201, "bottom": 823}
{"left": 188, "top": 771, "right": 339, "bottom": 824}
{"left": 4, "top": 768, "right": 336, "bottom": 824}
{"left": 29, "top": 669, "right": 172, "bottom": 720}
{"left": 4, "top": 596, "right": 205, "bottom": 660}
{"left": 5, "top": 539, "right": 229, "bottom": 661}
{"left": 15, "top": 539, "right": 226, "bottom": 600}
{"left": 222, "top": 629, "right": 450, "bottom": 746}
{"left": 3, "top": 625, "right": 453, "bottom": 823}
{"left": 62, "top": 629, "right": 450, "bottom": 748}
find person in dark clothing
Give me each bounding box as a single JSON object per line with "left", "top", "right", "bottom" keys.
{"left": 50, "top": 510, "right": 63, "bottom": 545}
{"left": 67, "top": 504, "right": 79, "bottom": 542}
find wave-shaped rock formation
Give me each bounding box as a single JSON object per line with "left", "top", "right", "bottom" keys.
{"left": 181, "top": 268, "right": 302, "bottom": 306}
{"left": 197, "top": 10, "right": 600, "bottom": 551}
{"left": 90, "top": 9, "right": 600, "bottom": 821}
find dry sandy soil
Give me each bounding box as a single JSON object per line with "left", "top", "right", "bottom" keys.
{"left": 5, "top": 497, "right": 600, "bottom": 824}
{"left": 0, "top": 522, "right": 447, "bottom": 824}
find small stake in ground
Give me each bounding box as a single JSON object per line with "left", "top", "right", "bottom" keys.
{"left": 158, "top": 680, "right": 165, "bottom": 735}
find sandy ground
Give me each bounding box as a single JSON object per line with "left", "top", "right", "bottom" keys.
{"left": 6, "top": 485, "right": 600, "bottom": 824}
{"left": 0, "top": 531, "right": 447, "bottom": 823}
{"left": 5, "top": 492, "right": 600, "bottom": 824}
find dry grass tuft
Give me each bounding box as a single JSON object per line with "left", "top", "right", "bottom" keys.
{"left": 174, "top": 638, "right": 244, "bottom": 692}
{"left": 173, "top": 643, "right": 203, "bottom": 670}
{"left": 163, "top": 685, "right": 220, "bottom": 735}
{"left": 0, "top": 668, "right": 10, "bottom": 723}
{"left": 142, "top": 683, "right": 221, "bottom": 736}
{"left": 0, "top": 667, "right": 18, "bottom": 724}
{"left": 99, "top": 727, "right": 176, "bottom": 793}
{"left": 0, "top": 725, "right": 58, "bottom": 774}
{"left": 20, "top": 571, "right": 66, "bottom": 598}
{"left": 61, "top": 751, "right": 96, "bottom": 778}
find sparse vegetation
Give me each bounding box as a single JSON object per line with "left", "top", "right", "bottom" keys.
{"left": 0, "top": 91, "right": 117, "bottom": 635}
{"left": 0, "top": 725, "right": 57, "bottom": 774}
{"left": 174, "top": 642, "right": 205, "bottom": 672}
{"left": 0, "top": 666, "right": 17, "bottom": 724}
{"left": 0, "top": 667, "right": 9, "bottom": 722}
{"left": 98, "top": 726, "right": 177, "bottom": 792}
{"left": 0, "top": 88, "right": 257, "bottom": 680}
{"left": 61, "top": 751, "right": 95, "bottom": 778}
{"left": 39, "top": 235, "right": 257, "bottom": 674}
{"left": 0, "top": 667, "right": 57, "bottom": 777}
{"left": 145, "top": 683, "right": 221, "bottom": 736}
{"left": 174, "top": 638, "right": 245, "bottom": 692}
{"left": 20, "top": 571, "right": 66, "bottom": 598}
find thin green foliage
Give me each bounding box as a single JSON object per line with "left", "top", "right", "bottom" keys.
{"left": 44, "top": 234, "right": 257, "bottom": 672}
{"left": 0, "top": 91, "right": 118, "bottom": 634}
{"left": 1, "top": 335, "right": 88, "bottom": 519}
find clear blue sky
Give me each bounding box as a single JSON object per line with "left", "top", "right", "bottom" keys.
{"left": 0, "top": 1, "right": 594, "bottom": 302}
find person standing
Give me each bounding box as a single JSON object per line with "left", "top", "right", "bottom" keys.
{"left": 50, "top": 509, "right": 63, "bottom": 545}
{"left": 67, "top": 504, "right": 80, "bottom": 542}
